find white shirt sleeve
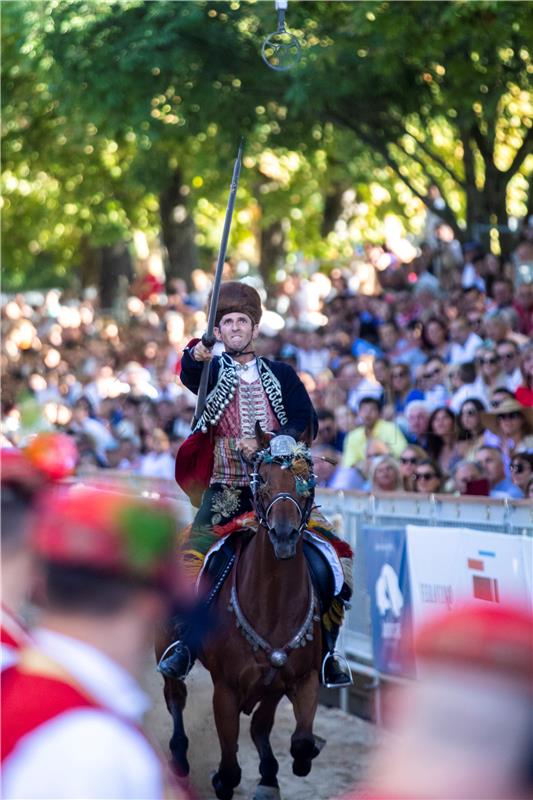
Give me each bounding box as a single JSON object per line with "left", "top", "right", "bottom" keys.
{"left": 2, "top": 709, "right": 163, "bottom": 800}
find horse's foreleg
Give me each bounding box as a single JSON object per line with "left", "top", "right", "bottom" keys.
{"left": 250, "top": 693, "right": 283, "bottom": 795}
{"left": 289, "top": 671, "right": 321, "bottom": 777}
{"left": 212, "top": 682, "right": 242, "bottom": 800}
{"left": 163, "top": 677, "right": 190, "bottom": 777}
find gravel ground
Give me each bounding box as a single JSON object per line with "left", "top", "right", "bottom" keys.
{"left": 144, "top": 663, "right": 383, "bottom": 800}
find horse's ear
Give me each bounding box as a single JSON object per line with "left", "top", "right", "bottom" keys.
{"left": 299, "top": 426, "right": 313, "bottom": 447}
{"left": 255, "top": 421, "right": 272, "bottom": 450}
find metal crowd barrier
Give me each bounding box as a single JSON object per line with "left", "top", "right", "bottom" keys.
{"left": 75, "top": 471, "right": 532, "bottom": 671}
{"left": 315, "top": 489, "right": 533, "bottom": 668}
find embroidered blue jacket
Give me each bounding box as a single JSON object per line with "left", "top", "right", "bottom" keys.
{"left": 181, "top": 345, "right": 318, "bottom": 440}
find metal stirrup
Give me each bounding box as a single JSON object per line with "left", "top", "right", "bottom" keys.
{"left": 157, "top": 640, "right": 192, "bottom": 679}
{"left": 321, "top": 651, "right": 353, "bottom": 689}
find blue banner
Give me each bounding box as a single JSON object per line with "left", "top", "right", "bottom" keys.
{"left": 361, "top": 526, "right": 415, "bottom": 677}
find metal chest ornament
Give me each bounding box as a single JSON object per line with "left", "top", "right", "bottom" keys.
{"left": 261, "top": 0, "right": 301, "bottom": 72}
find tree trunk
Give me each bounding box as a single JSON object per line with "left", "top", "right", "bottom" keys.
{"left": 321, "top": 183, "right": 346, "bottom": 237}
{"left": 99, "top": 242, "right": 133, "bottom": 313}
{"left": 160, "top": 169, "right": 197, "bottom": 288}
{"left": 78, "top": 236, "right": 100, "bottom": 288}
{"left": 259, "top": 220, "right": 285, "bottom": 288}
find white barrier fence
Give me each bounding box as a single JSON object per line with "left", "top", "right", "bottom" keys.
{"left": 315, "top": 489, "right": 533, "bottom": 667}
{"left": 75, "top": 472, "right": 533, "bottom": 672}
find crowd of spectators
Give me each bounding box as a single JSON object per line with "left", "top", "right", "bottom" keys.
{"left": 2, "top": 216, "right": 533, "bottom": 500}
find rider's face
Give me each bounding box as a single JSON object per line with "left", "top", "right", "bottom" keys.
{"left": 215, "top": 313, "right": 258, "bottom": 352}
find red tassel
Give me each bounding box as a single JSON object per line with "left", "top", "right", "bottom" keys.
{"left": 330, "top": 539, "right": 353, "bottom": 559}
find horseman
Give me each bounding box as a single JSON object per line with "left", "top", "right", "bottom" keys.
{"left": 159, "top": 281, "right": 353, "bottom": 687}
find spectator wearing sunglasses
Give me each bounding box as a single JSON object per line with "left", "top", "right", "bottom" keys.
{"left": 515, "top": 344, "right": 533, "bottom": 408}
{"left": 449, "top": 317, "right": 483, "bottom": 365}
{"left": 509, "top": 451, "right": 533, "bottom": 498}
{"left": 473, "top": 347, "right": 507, "bottom": 408}
{"left": 399, "top": 445, "right": 428, "bottom": 491}
{"left": 421, "top": 356, "right": 449, "bottom": 410}
{"left": 475, "top": 446, "right": 523, "bottom": 499}
{"left": 413, "top": 459, "right": 444, "bottom": 494}
{"left": 457, "top": 398, "right": 498, "bottom": 459}
{"left": 488, "top": 386, "right": 515, "bottom": 410}
{"left": 481, "top": 398, "right": 533, "bottom": 464}
{"left": 495, "top": 340, "right": 522, "bottom": 392}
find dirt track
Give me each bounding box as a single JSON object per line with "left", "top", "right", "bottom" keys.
{"left": 144, "top": 663, "right": 383, "bottom": 800}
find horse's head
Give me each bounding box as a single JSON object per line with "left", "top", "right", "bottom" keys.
{"left": 251, "top": 423, "right": 315, "bottom": 559}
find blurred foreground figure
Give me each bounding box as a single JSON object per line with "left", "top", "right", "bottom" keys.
{"left": 343, "top": 604, "right": 533, "bottom": 800}
{"left": 1, "top": 487, "right": 189, "bottom": 800}
{"left": 1, "top": 434, "right": 77, "bottom": 670}
{"left": 1, "top": 450, "right": 44, "bottom": 669}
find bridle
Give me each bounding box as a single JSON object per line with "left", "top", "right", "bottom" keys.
{"left": 228, "top": 436, "right": 319, "bottom": 681}
{"left": 250, "top": 436, "right": 316, "bottom": 536}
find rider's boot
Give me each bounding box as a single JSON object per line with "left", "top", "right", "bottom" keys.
{"left": 321, "top": 620, "right": 353, "bottom": 688}
{"left": 157, "top": 542, "right": 237, "bottom": 680}
{"left": 157, "top": 623, "right": 194, "bottom": 680}
{"left": 321, "top": 589, "right": 353, "bottom": 688}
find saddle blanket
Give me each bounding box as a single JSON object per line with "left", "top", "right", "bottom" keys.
{"left": 199, "top": 528, "right": 345, "bottom": 597}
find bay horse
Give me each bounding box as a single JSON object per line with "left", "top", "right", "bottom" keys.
{"left": 156, "top": 425, "right": 324, "bottom": 800}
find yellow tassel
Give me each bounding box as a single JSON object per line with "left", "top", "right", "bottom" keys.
{"left": 322, "top": 599, "right": 345, "bottom": 631}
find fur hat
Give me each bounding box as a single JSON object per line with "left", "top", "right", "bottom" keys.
{"left": 210, "top": 281, "right": 262, "bottom": 327}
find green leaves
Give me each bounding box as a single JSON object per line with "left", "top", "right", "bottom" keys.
{"left": 2, "top": 0, "right": 531, "bottom": 289}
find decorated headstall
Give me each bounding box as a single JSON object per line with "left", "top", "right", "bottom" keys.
{"left": 250, "top": 435, "right": 316, "bottom": 532}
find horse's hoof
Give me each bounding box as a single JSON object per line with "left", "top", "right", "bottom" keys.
{"left": 212, "top": 771, "right": 234, "bottom": 800}
{"left": 252, "top": 784, "right": 281, "bottom": 800}
{"left": 169, "top": 756, "right": 190, "bottom": 779}
{"left": 292, "top": 759, "right": 312, "bottom": 777}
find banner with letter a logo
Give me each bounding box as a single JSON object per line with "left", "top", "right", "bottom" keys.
{"left": 361, "top": 526, "right": 415, "bottom": 678}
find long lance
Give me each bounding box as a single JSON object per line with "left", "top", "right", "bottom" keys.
{"left": 192, "top": 139, "right": 244, "bottom": 429}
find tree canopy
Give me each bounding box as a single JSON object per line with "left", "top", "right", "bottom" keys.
{"left": 2, "top": 0, "right": 531, "bottom": 292}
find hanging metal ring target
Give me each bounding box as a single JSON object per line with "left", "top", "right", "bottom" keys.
{"left": 261, "top": 30, "right": 301, "bottom": 72}
{"left": 261, "top": 1, "right": 301, "bottom": 72}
